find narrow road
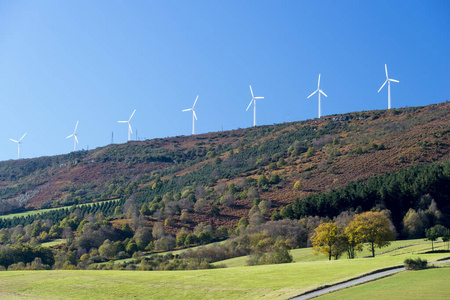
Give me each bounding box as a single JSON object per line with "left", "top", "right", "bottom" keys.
{"left": 292, "top": 259, "right": 450, "bottom": 300}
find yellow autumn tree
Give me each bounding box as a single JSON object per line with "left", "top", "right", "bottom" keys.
{"left": 311, "top": 222, "right": 339, "bottom": 260}
{"left": 345, "top": 211, "right": 395, "bottom": 257}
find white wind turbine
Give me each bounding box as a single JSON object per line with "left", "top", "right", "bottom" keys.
{"left": 66, "top": 121, "right": 79, "bottom": 151}
{"left": 378, "top": 64, "right": 399, "bottom": 109}
{"left": 118, "top": 109, "right": 136, "bottom": 142}
{"left": 246, "top": 85, "right": 264, "bottom": 127}
{"left": 10, "top": 133, "right": 27, "bottom": 159}
{"left": 307, "top": 74, "right": 328, "bottom": 118}
{"left": 182, "top": 95, "right": 199, "bottom": 135}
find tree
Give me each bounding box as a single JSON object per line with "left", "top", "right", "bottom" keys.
{"left": 402, "top": 208, "right": 424, "bottom": 238}
{"left": 311, "top": 223, "right": 339, "bottom": 260}
{"left": 442, "top": 229, "right": 450, "bottom": 251}
{"left": 345, "top": 211, "right": 395, "bottom": 257}
{"left": 139, "top": 204, "right": 150, "bottom": 216}
{"left": 425, "top": 226, "right": 441, "bottom": 251}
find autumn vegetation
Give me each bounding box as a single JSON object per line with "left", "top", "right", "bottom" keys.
{"left": 0, "top": 102, "right": 449, "bottom": 270}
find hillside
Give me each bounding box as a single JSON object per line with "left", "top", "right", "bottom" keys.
{"left": 0, "top": 102, "right": 449, "bottom": 230}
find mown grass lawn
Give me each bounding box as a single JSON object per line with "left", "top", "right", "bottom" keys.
{"left": 316, "top": 267, "right": 450, "bottom": 300}
{"left": 0, "top": 252, "right": 448, "bottom": 299}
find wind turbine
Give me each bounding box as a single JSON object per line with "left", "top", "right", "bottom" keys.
{"left": 66, "top": 121, "right": 79, "bottom": 151}
{"left": 246, "top": 85, "right": 264, "bottom": 127}
{"left": 182, "top": 95, "right": 199, "bottom": 135}
{"left": 378, "top": 64, "right": 399, "bottom": 109}
{"left": 10, "top": 133, "right": 27, "bottom": 159}
{"left": 118, "top": 109, "right": 136, "bottom": 142}
{"left": 307, "top": 74, "right": 328, "bottom": 118}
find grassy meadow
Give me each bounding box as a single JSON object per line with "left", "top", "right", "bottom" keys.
{"left": 0, "top": 246, "right": 449, "bottom": 299}
{"left": 316, "top": 267, "right": 450, "bottom": 299}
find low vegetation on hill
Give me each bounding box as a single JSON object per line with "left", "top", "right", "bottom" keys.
{"left": 0, "top": 102, "right": 449, "bottom": 270}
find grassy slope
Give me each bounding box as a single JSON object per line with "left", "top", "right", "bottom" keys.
{"left": 214, "top": 239, "right": 436, "bottom": 268}
{"left": 316, "top": 267, "right": 450, "bottom": 300}
{"left": 1, "top": 252, "right": 448, "bottom": 299}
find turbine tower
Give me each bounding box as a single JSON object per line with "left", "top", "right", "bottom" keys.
{"left": 307, "top": 74, "right": 328, "bottom": 118}
{"left": 246, "top": 85, "right": 264, "bottom": 127}
{"left": 10, "top": 133, "right": 27, "bottom": 159}
{"left": 66, "top": 121, "right": 79, "bottom": 151}
{"left": 182, "top": 95, "right": 199, "bottom": 135}
{"left": 378, "top": 64, "right": 399, "bottom": 109}
{"left": 118, "top": 109, "right": 136, "bottom": 142}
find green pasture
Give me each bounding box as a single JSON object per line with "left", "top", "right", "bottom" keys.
{"left": 214, "top": 238, "right": 435, "bottom": 268}
{"left": 0, "top": 251, "right": 448, "bottom": 299}
{"left": 41, "top": 239, "right": 68, "bottom": 247}
{"left": 0, "top": 199, "right": 120, "bottom": 220}
{"left": 316, "top": 267, "right": 450, "bottom": 300}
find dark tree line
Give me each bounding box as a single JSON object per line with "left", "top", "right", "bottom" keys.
{"left": 281, "top": 163, "right": 450, "bottom": 232}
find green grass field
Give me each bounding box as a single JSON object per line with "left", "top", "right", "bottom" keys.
{"left": 316, "top": 267, "right": 450, "bottom": 299}
{"left": 214, "top": 238, "right": 436, "bottom": 268}
{"left": 0, "top": 251, "right": 448, "bottom": 299}
{"left": 0, "top": 199, "right": 120, "bottom": 220}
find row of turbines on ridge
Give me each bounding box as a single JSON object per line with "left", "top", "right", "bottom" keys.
{"left": 9, "top": 64, "right": 399, "bottom": 160}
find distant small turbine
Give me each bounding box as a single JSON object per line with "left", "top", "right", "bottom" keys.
{"left": 10, "top": 133, "right": 27, "bottom": 159}
{"left": 378, "top": 64, "right": 399, "bottom": 109}
{"left": 246, "top": 85, "right": 264, "bottom": 127}
{"left": 182, "top": 95, "right": 199, "bottom": 135}
{"left": 118, "top": 109, "right": 136, "bottom": 142}
{"left": 307, "top": 74, "right": 328, "bottom": 118}
{"left": 66, "top": 121, "right": 79, "bottom": 151}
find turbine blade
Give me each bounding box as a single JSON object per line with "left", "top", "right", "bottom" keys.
{"left": 193, "top": 95, "right": 199, "bottom": 108}
{"left": 74, "top": 121, "right": 79, "bottom": 133}
{"left": 129, "top": 109, "right": 136, "bottom": 121}
{"left": 118, "top": 120, "right": 127, "bottom": 123}
{"left": 246, "top": 99, "right": 254, "bottom": 111}
{"left": 318, "top": 74, "right": 321, "bottom": 88}
{"left": 19, "top": 133, "right": 27, "bottom": 141}
{"left": 320, "top": 90, "right": 328, "bottom": 97}
{"left": 249, "top": 85, "right": 254, "bottom": 98}
{"left": 75, "top": 136, "right": 79, "bottom": 143}
{"left": 385, "top": 64, "right": 388, "bottom": 79}
{"left": 182, "top": 108, "right": 192, "bottom": 112}
{"left": 378, "top": 80, "right": 387, "bottom": 93}
{"left": 66, "top": 134, "right": 74, "bottom": 139}
{"left": 193, "top": 110, "right": 197, "bottom": 120}
{"left": 129, "top": 124, "right": 133, "bottom": 134}
{"left": 255, "top": 97, "right": 264, "bottom": 99}
{"left": 307, "top": 90, "right": 318, "bottom": 98}
{"left": 390, "top": 79, "right": 399, "bottom": 83}
{"left": 10, "top": 139, "right": 18, "bottom": 143}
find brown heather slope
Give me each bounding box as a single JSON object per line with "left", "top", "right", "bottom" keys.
{"left": 0, "top": 102, "right": 449, "bottom": 230}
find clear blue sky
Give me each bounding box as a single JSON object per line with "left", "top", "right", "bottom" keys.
{"left": 0, "top": 1, "right": 449, "bottom": 161}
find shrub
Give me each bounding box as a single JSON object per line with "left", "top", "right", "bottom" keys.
{"left": 293, "top": 180, "right": 303, "bottom": 190}
{"left": 404, "top": 258, "right": 428, "bottom": 270}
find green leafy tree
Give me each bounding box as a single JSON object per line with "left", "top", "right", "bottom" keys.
{"left": 442, "top": 229, "right": 450, "bottom": 251}
{"left": 425, "top": 226, "right": 441, "bottom": 251}
{"left": 345, "top": 211, "right": 395, "bottom": 257}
